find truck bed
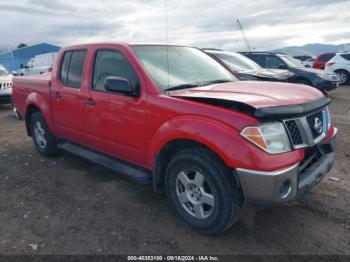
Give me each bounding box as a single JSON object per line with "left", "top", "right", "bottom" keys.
{"left": 12, "top": 73, "right": 52, "bottom": 119}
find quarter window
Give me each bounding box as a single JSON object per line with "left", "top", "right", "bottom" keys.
{"left": 92, "top": 50, "right": 139, "bottom": 92}
{"left": 318, "top": 54, "right": 334, "bottom": 62}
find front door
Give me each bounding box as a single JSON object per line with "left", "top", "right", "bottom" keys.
{"left": 83, "top": 48, "right": 148, "bottom": 167}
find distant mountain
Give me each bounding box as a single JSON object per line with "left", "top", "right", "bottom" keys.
{"left": 272, "top": 43, "right": 350, "bottom": 57}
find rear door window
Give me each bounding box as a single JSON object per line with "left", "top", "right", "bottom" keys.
{"left": 340, "top": 54, "right": 350, "bottom": 61}
{"left": 60, "top": 52, "right": 72, "bottom": 85}
{"left": 60, "top": 50, "right": 87, "bottom": 88}
{"left": 67, "top": 51, "right": 87, "bottom": 88}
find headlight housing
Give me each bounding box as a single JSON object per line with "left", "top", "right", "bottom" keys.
{"left": 326, "top": 106, "right": 331, "bottom": 130}
{"left": 241, "top": 122, "right": 291, "bottom": 154}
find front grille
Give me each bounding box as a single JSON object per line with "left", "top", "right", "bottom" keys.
{"left": 285, "top": 120, "right": 303, "bottom": 145}
{"left": 306, "top": 111, "right": 323, "bottom": 139}
{"left": 0, "top": 82, "right": 12, "bottom": 90}
{"left": 283, "top": 108, "right": 328, "bottom": 148}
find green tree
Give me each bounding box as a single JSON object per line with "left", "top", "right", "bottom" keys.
{"left": 17, "top": 43, "right": 28, "bottom": 49}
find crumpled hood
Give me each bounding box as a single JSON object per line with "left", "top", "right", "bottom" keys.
{"left": 170, "top": 81, "right": 325, "bottom": 109}
{"left": 238, "top": 69, "right": 293, "bottom": 80}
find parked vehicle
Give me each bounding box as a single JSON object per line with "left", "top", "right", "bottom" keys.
{"left": 0, "top": 64, "right": 13, "bottom": 105}
{"left": 312, "top": 52, "right": 335, "bottom": 70}
{"left": 13, "top": 43, "right": 337, "bottom": 235}
{"left": 240, "top": 52, "right": 339, "bottom": 92}
{"left": 303, "top": 58, "right": 316, "bottom": 68}
{"left": 204, "top": 50, "right": 294, "bottom": 82}
{"left": 18, "top": 52, "right": 58, "bottom": 76}
{"left": 325, "top": 53, "right": 350, "bottom": 85}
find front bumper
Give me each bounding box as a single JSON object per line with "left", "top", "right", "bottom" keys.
{"left": 315, "top": 79, "right": 339, "bottom": 91}
{"left": 0, "top": 88, "right": 12, "bottom": 104}
{"left": 0, "top": 94, "right": 12, "bottom": 104}
{"left": 236, "top": 128, "right": 337, "bottom": 207}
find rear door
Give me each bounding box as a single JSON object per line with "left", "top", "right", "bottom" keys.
{"left": 83, "top": 47, "right": 148, "bottom": 166}
{"left": 51, "top": 50, "right": 89, "bottom": 144}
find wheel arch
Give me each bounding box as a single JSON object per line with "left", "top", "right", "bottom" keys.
{"left": 24, "top": 92, "right": 57, "bottom": 137}
{"left": 149, "top": 116, "right": 241, "bottom": 193}
{"left": 153, "top": 138, "right": 234, "bottom": 193}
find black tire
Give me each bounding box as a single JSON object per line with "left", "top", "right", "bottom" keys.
{"left": 30, "top": 111, "right": 59, "bottom": 157}
{"left": 165, "top": 147, "right": 242, "bottom": 235}
{"left": 335, "top": 70, "right": 350, "bottom": 85}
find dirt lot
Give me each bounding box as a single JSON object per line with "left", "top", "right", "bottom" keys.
{"left": 0, "top": 87, "right": 349, "bottom": 256}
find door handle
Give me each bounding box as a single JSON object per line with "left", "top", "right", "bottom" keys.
{"left": 84, "top": 99, "right": 96, "bottom": 106}
{"left": 53, "top": 91, "right": 61, "bottom": 100}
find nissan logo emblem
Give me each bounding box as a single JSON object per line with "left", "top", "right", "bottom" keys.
{"left": 313, "top": 117, "right": 323, "bottom": 134}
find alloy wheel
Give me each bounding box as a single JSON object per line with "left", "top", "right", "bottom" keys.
{"left": 175, "top": 168, "right": 215, "bottom": 219}
{"left": 34, "top": 121, "right": 47, "bottom": 149}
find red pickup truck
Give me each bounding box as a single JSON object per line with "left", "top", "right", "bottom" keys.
{"left": 12, "top": 43, "right": 337, "bottom": 235}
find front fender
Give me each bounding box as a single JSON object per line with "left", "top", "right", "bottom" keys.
{"left": 25, "top": 92, "right": 58, "bottom": 137}
{"left": 148, "top": 115, "right": 239, "bottom": 167}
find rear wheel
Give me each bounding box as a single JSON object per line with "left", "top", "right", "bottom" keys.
{"left": 165, "top": 147, "right": 242, "bottom": 235}
{"left": 30, "top": 112, "right": 59, "bottom": 157}
{"left": 335, "top": 70, "right": 349, "bottom": 85}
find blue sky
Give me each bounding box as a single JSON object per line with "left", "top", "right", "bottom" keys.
{"left": 1, "top": 0, "right": 349, "bottom": 51}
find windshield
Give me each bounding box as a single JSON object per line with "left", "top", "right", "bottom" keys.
{"left": 212, "top": 51, "right": 261, "bottom": 71}
{"left": 0, "top": 68, "right": 9, "bottom": 76}
{"left": 278, "top": 55, "right": 304, "bottom": 68}
{"left": 132, "top": 46, "right": 237, "bottom": 92}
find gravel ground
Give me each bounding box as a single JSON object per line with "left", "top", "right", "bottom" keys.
{"left": 0, "top": 86, "right": 349, "bottom": 256}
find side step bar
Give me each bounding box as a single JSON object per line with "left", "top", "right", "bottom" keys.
{"left": 58, "top": 141, "right": 152, "bottom": 184}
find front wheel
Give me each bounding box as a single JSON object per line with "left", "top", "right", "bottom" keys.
{"left": 30, "top": 112, "right": 59, "bottom": 157}
{"left": 165, "top": 147, "right": 242, "bottom": 235}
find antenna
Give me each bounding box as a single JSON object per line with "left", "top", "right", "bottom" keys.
{"left": 163, "top": 0, "right": 170, "bottom": 90}
{"left": 236, "top": 19, "right": 253, "bottom": 51}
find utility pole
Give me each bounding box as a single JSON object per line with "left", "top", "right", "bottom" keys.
{"left": 8, "top": 46, "right": 15, "bottom": 71}
{"left": 236, "top": 19, "right": 253, "bottom": 51}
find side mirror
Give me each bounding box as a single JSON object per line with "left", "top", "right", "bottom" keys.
{"left": 105, "top": 76, "right": 138, "bottom": 97}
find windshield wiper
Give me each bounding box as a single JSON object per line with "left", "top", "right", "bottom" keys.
{"left": 164, "top": 79, "right": 232, "bottom": 92}
{"left": 200, "top": 79, "right": 232, "bottom": 86}
{"left": 164, "top": 84, "right": 199, "bottom": 92}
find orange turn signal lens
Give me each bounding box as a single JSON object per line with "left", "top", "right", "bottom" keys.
{"left": 241, "top": 127, "right": 268, "bottom": 150}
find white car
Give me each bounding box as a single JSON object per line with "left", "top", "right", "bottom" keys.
{"left": 303, "top": 58, "right": 315, "bottom": 68}
{"left": 0, "top": 65, "right": 13, "bottom": 105}
{"left": 325, "top": 53, "right": 350, "bottom": 85}
{"left": 18, "top": 52, "right": 57, "bottom": 76}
